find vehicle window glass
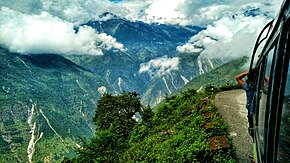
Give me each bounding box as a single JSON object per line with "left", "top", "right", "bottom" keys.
{"left": 258, "top": 47, "right": 274, "bottom": 152}
{"left": 277, "top": 58, "right": 290, "bottom": 162}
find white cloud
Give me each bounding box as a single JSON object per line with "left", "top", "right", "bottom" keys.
{"left": 42, "top": 0, "right": 126, "bottom": 25}
{"left": 142, "top": 0, "right": 187, "bottom": 24}
{"left": 98, "top": 86, "right": 107, "bottom": 95}
{"left": 97, "top": 33, "right": 125, "bottom": 52}
{"left": 117, "top": 0, "right": 283, "bottom": 26}
{"left": 0, "top": 0, "right": 284, "bottom": 57}
{"left": 0, "top": 0, "right": 42, "bottom": 14}
{"left": 0, "top": 0, "right": 126, "bottom": 25}
{"left": 1, "top": 0, "right": 284, "bottom": 26}
{"left": 0, "top": 7, "right": 124, "bottom": 55}
{"left": 177, "top": 3, "right": 278, "bottom": 60}
{"left": 139, "top": 56, "right": 180, "bottom": 77}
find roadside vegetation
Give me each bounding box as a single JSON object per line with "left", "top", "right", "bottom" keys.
{"left": 63, "top": 85, "right": 238, "bottom": 162}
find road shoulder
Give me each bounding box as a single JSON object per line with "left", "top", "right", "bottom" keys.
{"left": 215, "top": 89, "right": 253, "bottom": 163}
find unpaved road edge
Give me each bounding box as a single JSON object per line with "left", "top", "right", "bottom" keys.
{"left": 215, "top": 89, "right": 253, "bottom": 163}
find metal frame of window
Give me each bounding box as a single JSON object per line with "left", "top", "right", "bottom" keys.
{"left": 250, "top": 0, "right": 290, "bottom": 162}
{"left": 254, "top": 41, "right": 278, "bottom": 163}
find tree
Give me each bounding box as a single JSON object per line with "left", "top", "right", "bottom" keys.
{"left": 93, "top": 92, "right": 142, "bottom": 137}
{"left": 73, "top": 127, "right": 127, "bottom": 163}
{"left": 65, "top": 92, "right": 142, "bottom": 162}
{"left": 140, "top": 105, "right": 154, "bottom": 125}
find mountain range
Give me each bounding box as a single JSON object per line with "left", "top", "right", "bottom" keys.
{"left": 0, "top": 13, "right": 244, "bottom": 162}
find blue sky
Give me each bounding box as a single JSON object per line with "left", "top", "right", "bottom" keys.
{"left": 109, "top": 0, "right": 122, "bottom": 3}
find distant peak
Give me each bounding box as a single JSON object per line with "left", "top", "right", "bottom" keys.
{"left": 99, "top": 12, "right": 121, "bottom": 20}
{"left": 243, "top": 8, "right": 261, "bottom": 17}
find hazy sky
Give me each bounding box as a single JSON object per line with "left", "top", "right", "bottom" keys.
{"left": 0, "top": 0, "right": 284, "bottom": 57}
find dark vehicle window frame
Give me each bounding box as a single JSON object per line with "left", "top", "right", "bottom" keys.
{"left": 254, "top": 42, "right": 278, "bottom": 162}
{"left": 251, "top": 1, "right": 290, "bottom": 162}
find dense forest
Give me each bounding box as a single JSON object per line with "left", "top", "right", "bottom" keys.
{"left": 63, "top": 85, "right": 238, "bottom": 162}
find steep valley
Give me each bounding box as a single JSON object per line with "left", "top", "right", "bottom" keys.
{"left": 0, "top": 16, "right": 241, "bottom": 162}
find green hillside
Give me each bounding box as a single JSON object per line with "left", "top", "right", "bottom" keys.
{"left": 0, "top": 47, "right": 110, "bottom": 162}
{"left": 64, "top": 89, "right": 236, "bottom": 162}
{"left": 62, "top": 57, "right": 249, "bottom": 162}
{"left": 0, "top": 42, "right": 248, "bottom": 162}
{"left": 176, "top": 57, "right": 248, "bottom": 93}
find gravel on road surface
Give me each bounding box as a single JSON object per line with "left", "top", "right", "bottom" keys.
{"left": 215, "top": 89, "right": 253, "bottom": 163}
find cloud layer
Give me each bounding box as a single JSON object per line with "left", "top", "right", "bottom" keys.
{"left": 118, "top": 0, "right": 282, "bottom": 26}
{"left": 1, "top": 0, "right": 283, "bottom": 25}
{"left": 0, "top": 0, "right": 284, "bottom": 56}
{"left": 0, "top": 7, "right": 124, "bottom": 55}
{"left": 139, "top": 56, "right": 180, "bottom": 77}
{"left": 177, "top": 2, "right": 282, "bottom": 60}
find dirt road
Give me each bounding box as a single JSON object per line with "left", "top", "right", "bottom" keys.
{"left": 215, "top": 89, "right": 253, "bottom": 163}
